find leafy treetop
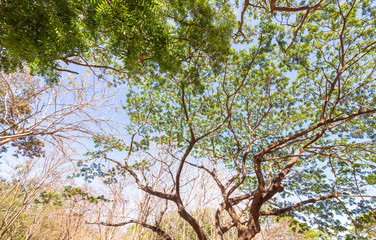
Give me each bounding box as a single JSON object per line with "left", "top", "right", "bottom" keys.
{"left": 0, "top": 0, "right": 235, "bottom": 82}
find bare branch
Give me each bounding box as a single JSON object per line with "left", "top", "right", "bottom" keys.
{"left": 86, "top": 219, "right": 172, "bottom": 240}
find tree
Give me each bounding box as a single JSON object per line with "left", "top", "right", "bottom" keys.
{"left": 2, "top": 0, "right": 376, "bottom": 239}
{"left": 77, "top": 1, "right": 376, "bottom": 239}
{"left": 0, "top": 152, "right": 125, "bottom": 240}
{"left": 0, "top": 0, "right": 234, "bottom": 82}
{"left": 0, "top": 150, "right": 65, "bottom": 239}
{"left": 0, "top": 69, "right": 112, "bottom": 239}
{"left": 0, "top": 69, "right": 107, "bottom": 159}
{"left": 347, "top": 209, "right": 376, "bottom": 239}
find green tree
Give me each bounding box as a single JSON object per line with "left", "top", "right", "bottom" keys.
{"left": 346, "top": 209, "right": 376, "bottom": 239}
{"left": 0, "top": 0, "right": 234, "bottom": 82}
{"left": 3, "top": 0, "right": 376, "bottom": 239}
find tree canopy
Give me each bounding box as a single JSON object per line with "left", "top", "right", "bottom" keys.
{"left": 1, "top": 0, "right": 376, "bottom": 239}
{"left": 0, "top": 0, "right": 234, "bottom": 81}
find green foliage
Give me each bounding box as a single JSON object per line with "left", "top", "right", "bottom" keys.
{"left": 0, "top": 180, "right": 111, "bottom": 239}
{"left": 0, "top": 0, "right": 236, "bottom": 82}
{"left": 276, "top": 214, "right": 326, "bottom": 239}
{"left": 345, "top": 209, "right": 376, "bottom": 239}
{"left": 0, "top": 0, "right": 85, "bottom": 81}
{"left": 35, "top": 185, "right": 109, "bottom": 205}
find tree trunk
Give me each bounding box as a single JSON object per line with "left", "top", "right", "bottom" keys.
{"left": 237, "top": 227, "right": 259, "bottom": 240}
{"left": 237, "top": 216, "right": 260, "bottom": 240}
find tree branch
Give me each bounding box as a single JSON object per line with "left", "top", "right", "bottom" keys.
{"left": 270, "top": 0, "right": 323, "bottom": 13}
{"left": 257, "top": 107, "right": 376, "bottom": 157}
{"left": 86, "top": 219, "right": 172, "bottom": 240}
{"left": 260, "top": 192, "right": 337, "bottom": 215}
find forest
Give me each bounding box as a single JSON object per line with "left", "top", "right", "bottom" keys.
{"left": 0, "top": 0, "right": 376, "bottom": 239}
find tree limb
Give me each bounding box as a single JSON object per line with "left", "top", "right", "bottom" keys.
{"left": 260, "top": 192, "right": 337, "bottom": 215}
{"left": 270, "top": 0, "right": 323, "bottom": 13}
{"left": 86, "top": 219, "right": 172, "bottom": 240}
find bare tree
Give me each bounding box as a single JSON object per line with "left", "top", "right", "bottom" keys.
{"left": 0, "top": 149, "right": 67, "bottom": 238}
{"left": 0, "top": 70, "right": 106, "bottom": 157}
{"left": 0, "top": 69, "right": 113, "bottom": 239}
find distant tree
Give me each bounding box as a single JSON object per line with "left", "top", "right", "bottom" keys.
{"left": 0, "top": 69, "right": 109, "bottom": 239}
{"left": 346, "top": 209, "right": 376, "bottom": 239}
{"left": 254, "top": 215, "right": 325, "bottom": 240}
{"left": 0, "top": 150, "right": 64, "bottom": 238}
{"left": 0, "top": 155, "right": 122, "bottom": 240}
{"left": 0, "top": 70, "right": 105, "bottom": 159}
